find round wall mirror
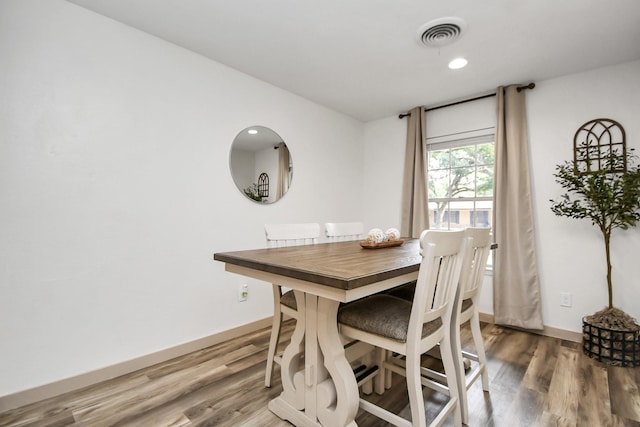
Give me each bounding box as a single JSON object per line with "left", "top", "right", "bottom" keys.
{"left": 229, "top": 126, "right": 293, "bottom": 204}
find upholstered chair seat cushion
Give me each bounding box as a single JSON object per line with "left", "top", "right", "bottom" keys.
{"left": 280, "top": 290, "right": 297, "bottom": 310}
{"left": 384, "top": 281, "right": 416, "bottom": 301}
{"left": 388, "top": 282, "right": 474, "bottom": 314}
{"left": 338, "top": 294, "right": 442, "bottom": 343}
{"left": 461, "top": 298, "right": 473, "bottom": 313}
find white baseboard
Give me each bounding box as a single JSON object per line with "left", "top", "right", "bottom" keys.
{"left": 478, "top": 312, "right": 582, "bottom": 343}
{"left": 0, "top": 317, "right": 273, "bottom": 413}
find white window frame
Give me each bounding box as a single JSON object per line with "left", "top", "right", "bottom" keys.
{"left": 426, "top": 128, "right": 495, "bottom": 272}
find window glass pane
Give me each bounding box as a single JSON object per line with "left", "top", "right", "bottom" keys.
{"left": 476, "top": 142, "right": 494, "bottom": 165}
{"left": 476, "top": 164, "right": 493, "bottom": 197}
{"left": 476, "top": 200, "right": 493, "bottom": 229}
{"left": 450, "top": 166, "right": 475, "bottom": 198}
{"left": 470, "top": 210, "right": 491, "bottom": 227}
{"left": 451, "top": 146, "right": 476, "bottom": 168}
{"left": 428, "top": 168, "right": 450, "bottom": 199}
{"left": 428, "top": 201, "right": 450, "bottom": 230}
{"left": 447, "top": 200, "right": 468, "bottom": 228}
{"left": 428, "top": 150, "right": 449, "bottom": 170}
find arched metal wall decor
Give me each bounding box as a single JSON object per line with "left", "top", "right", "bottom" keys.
{"left": 258, "top": 172, "right": 269, "bottom": 198}
{"left": 574, "top": 118, "right": 626, "bottom": 174}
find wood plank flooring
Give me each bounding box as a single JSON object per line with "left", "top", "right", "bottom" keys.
{"left": 2, "top": 321, "right": 639, "bottom": 427}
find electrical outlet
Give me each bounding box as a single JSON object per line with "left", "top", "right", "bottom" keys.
{"left": 560, "top": 292, "right": 572, "bottom": 307}
{"left": 238, "top": 284, "right": 248, "bottom": 302}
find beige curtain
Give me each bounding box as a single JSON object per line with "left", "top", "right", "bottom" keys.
{"left": 401, "top": 106, "right": 429, "bottom": 238}
{"left": 493, "top": 86, "right": 544, "bottom": 330}
{"left": 276, "top": 143, "right": 289, "bottom": 199}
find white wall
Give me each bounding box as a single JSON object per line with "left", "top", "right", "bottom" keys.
{"left": 363, "top": 60, "right": 640, "bottom": 332}
{"left": 362, "top": 116, "right": 407, "bottom": 231}
{"left": 0, "top": 0, "right": 364, "bottom": 397}
{"left": 528, "top": 60, "right": 640, "bottom": 332}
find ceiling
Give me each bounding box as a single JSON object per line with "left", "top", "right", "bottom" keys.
{"left": 233, "top": 126, "right": 284, "bottom": 152}
{"left": 66, "top": 0, "right": 640, "bottom": 122}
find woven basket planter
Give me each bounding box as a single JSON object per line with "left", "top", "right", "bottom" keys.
{"left": 583, "top": 317, "right": 640, "bottom": 367}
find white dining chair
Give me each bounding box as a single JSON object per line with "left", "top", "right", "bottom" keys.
{"left": 338, "top": 230, "right": 469, "bottom": 427}
{"left": 325, "top": 222, "right": 364, "bottom": 241}
{"left": 386, "top": 227, "right": 492, "bottom": 424}
{"left": 263, "top": 222, "right": 321, "bottom": 388}
{"left": 451, "top": 227, "right": 492, "bottom": 424}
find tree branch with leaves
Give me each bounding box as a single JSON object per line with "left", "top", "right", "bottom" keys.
{"left": 550, "top": 150, "right": 640, "bottom": 310}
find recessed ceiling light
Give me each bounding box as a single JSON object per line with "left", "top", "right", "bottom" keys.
{"left": 448, "top": 58, "right": 468, "bottom": 69}
{"left": 248, "top": 129, "right": 258, "bottom": 134}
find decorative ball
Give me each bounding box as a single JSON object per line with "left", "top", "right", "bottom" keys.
{"left": 385, "top": 228, "right": 400, "bottom": 241}
{"left": 367, "top": 228, "right": 385, "bottom": 243}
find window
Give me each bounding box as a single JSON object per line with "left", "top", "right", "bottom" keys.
{"left": 470, "top": 210, "right": 490, "bottom": 227}
{"left": 427, "top": 133, "right": 494, "bottom": 231}
{"left": 433, "top": 209, "right": 460, "bottom": 225}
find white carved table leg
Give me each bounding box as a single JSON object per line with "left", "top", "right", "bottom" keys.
{"left": 316, "top": 298, "right": 359, "bottom": 427}
{"left": 269, "top": 292, "right": 358, "bottom": 426}
{"left": 269, "top": 290, "right": 306, "bottom": 417}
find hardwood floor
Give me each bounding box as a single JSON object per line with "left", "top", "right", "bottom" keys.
{"left": 2, "top": 321, "right": 640, "bottom": 427}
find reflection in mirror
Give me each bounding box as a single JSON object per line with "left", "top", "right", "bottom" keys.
{"left": 229, "top": 126, "right": 293, "bottom": 204}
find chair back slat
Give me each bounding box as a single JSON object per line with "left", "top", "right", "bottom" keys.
{"left": 432, "top": 250, "right": 460, "bottom": 309}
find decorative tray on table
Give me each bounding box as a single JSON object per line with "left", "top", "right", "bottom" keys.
{"left": 360, "top": 239, "right": 405, "bottom": 249}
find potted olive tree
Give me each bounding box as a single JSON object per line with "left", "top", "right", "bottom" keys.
{"left": 550, "top": 132, "right": 640, "bottom": 366}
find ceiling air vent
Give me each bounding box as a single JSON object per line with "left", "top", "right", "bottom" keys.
{"left": 418, "top": 17, "right": 466, "bottom": 47}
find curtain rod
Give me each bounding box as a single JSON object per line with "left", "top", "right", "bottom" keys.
{"left": 398, "top": 82, "right": 535, "bottom": 119}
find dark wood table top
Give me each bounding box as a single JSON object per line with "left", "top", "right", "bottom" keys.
{"left": 214, "top": 239, "right": 421, "bottom": 291}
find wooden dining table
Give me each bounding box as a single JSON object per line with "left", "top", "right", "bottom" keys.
{"left": 214, "top": 238, "right": 422, "bottom": 427}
